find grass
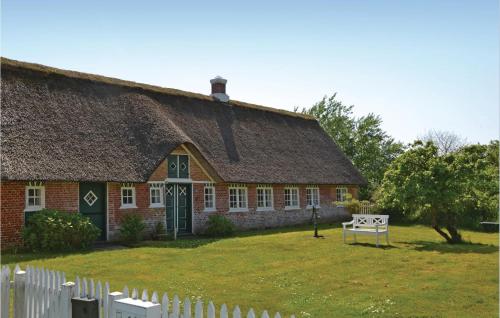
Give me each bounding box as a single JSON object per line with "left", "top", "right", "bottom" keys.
{"left": 2, "top": 224, "right": 498, "bottom": 317}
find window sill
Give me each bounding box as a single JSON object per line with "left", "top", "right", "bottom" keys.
{"left": 306, "top": 205, "right": 321, "bottom": 209}
{"left": 284, "top": 206, "right": 301, "bottom": 211}
{"left": 24, "top": 207, "right": 44, "bottom": 212}
{"left": 120, "top": 205, "right": 137, "bottom": 209}
{"left": 256, "top": 207, "right": 274, "bottom": 212}
{"left": 204, "top": 208, "right": 217, "bottom": 212}
{"left": 229, "top": 208, "right": 249, "bottom": 213}
{"left": 149, "top": 204, "right": 165, "bottom": 209}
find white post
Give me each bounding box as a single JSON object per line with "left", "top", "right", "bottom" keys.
{"left": 61, "top": 282, "right": 75, "bottom": 318}
{"left": 14, "top": 269, "right": 26, "bottom": 318}
{"left": 108, "top": 291, "right": 124, "bottom": 318}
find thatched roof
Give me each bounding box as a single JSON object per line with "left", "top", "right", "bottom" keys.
{"left": 1, "top": 58, "right": 366, "bottom": 185}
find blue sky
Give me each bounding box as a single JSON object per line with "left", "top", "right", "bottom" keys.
{"left": 2, "top": 0, "right": 498, "bottom": 144}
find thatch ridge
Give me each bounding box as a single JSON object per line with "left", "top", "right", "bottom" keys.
{"left": 1, "top": 57, "right": 315, "bottom": 121}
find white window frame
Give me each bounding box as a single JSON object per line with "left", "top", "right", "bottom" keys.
{"left": 256, "top": 185, "right": 274, "bottom": 211}
{"left": 336, "top": 187, "right": 348, "bottom": 204}
{"left": 228, "top": 184, "right": 248, "bottom": 212}
{"left": 306, "top": 186, "right": 320, "bottom": 209}
{"left": 120, "top": 184, "right": 137, "bottom": 209}
{"left": 284, "top": 187, "right": 300, "bottom": 210}
{"left": 149, "top": 182, "right": 164, "bottom": 208}
{"left": 25, "top": 182, "right": 45, "bottom": 212}
{"left": 204, "top": 183, "right": 216, "bottom": 212}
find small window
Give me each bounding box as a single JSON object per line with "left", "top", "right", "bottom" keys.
{"left": 306, "top": 187, "right": 320, "bottom": 208}
{"left": 229, "top": 184, "right": 248, "bottom": 212}
{"left": 25, "top": 183, "right": 45, "bottom": 212}
{"left": 284, "top": 187, "right": 300, "bottom": 210}
{"left": 257, "top": 186, "right": 273, "bottom": 211}
{"left": 204, "top": 183, "right": 216, "bottom": 211}
{"left": 167, "top": 154, "right": 190, "bottom": 179}
{"left": 149, "top": 182, "right": 164, "bottom": 207}
{"left": 336, "top": 187, "right": 348, "bottom": 202}
{"left": 121, "top": 185, "right": 137, "bottom": 209}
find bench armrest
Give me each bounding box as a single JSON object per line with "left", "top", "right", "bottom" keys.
{"left": 342, "top": 220, "right": 354, "bottom": 229}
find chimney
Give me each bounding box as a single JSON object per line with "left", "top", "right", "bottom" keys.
{"left": 210, "top": 76, "right": 229, "bottom": 102}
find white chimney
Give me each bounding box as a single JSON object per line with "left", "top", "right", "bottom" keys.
{"left": 210, "top": 76, "right": 229, "bottom": 102}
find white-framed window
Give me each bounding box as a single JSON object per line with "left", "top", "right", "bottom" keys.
{"left": 284, "top": 187, "right": 300, "bottom": 210}
{"left": 306, "top": 186, "right": 320, "bottom": 208}
{"left": 120, "top": 184, "right": 137, "bottom": 209}
{"left": 204, "top": 183, "right": 216, "bottom": 212}
{"left": 25, "top": 182, "right": 45, "bottom": 211}
{"left": 336, "top": 187, "right": 348, "bottom": 202}
{"left": 229, "top": 184, "right": 248, "bottom": 212}
{"left": 257, "top": 185, "right": 273, "bottom": 211}
{"left": 149, "top": 182, "right": 164, "bottom": 208}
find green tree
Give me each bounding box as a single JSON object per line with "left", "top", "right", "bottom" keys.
{"left": 301, "top": 93, "right": 404, "bottom": 199}
{"left": 377, "top": 140, "right": 499, "bottom": 243}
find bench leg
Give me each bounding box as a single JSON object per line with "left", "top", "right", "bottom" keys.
{"left": 343, "top": 229, "right": 346, "bottom": 244}
{"left": 353, "top": 233, "right": 357, "bottom": 243}
{"left": 386, "top": 231, "right": 389, "bottom": 245}
{"left": 376, "top": 233, "right": 379, "bottom": 247}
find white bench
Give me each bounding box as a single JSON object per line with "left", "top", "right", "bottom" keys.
{"left": 342, "top": 214, "right": 389, "bottom": 247}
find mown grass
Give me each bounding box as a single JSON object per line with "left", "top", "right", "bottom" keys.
{"left": 1, "top": 224, "right": 498, "bottom": 317}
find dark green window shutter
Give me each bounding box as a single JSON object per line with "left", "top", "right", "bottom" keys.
{"left": 178, "top": 155, "right": 189, "bottom": 178}
{"left": 167, "top": 155, "right": 178, "bottom": 178}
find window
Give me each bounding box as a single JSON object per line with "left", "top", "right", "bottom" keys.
{"left": 229, "top": 184, "right": 248, "bottom": 212}
{"left": 204, "top": 183, "right": 216, "bottom": 211}
{"left": 149, "top": 182, "right": 164, "bottom": 207}
{"left": 336, "top": 187, "right": 348, "bottom": 202}
{"left": 167, "top": 154, "right": 189, "bottom": 179}
{"left": 25, "top": 183, "right": 45, "bottom": 211}
{"left": 257, "top": 186, "right": 273, "bottom": 211}
{"left": 284, "top": 187, "right": 300, "bottom": 210}
{"left": 121, "top": 184, "right": 136, "bottom": 208}
{"left": 306, "top": 187, "right": 320, "bottom": 208}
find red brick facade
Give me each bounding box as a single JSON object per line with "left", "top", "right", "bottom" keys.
{"left": 0, "top": 145, "right": 359, "bottom": 248}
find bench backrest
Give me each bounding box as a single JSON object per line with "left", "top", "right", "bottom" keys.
{"left": 352, "top": 214, "right": 389, "bottom": 227}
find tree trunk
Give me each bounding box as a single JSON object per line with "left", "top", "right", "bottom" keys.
{"left": 432, "top": 225, "right": 463, "bottom": 244}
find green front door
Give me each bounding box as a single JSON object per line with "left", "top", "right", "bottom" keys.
{"left": 165, "top": 183, "right": 192, "bottom": 235}
{"left": 79, "top": 182, "right": 106, "bottom": 240}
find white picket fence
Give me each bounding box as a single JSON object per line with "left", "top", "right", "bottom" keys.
{"left": 1, "top": 265, "right": 294, "bottom": 318}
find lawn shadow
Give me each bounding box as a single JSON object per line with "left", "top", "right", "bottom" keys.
{"left": 347, "top": 242, "right": 398, "bottom": 250}
{"left": 401, "top": 240, "right": 498, "bottom": 254}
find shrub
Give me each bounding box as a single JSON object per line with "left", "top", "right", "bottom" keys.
{"left": 205, "top": 215, "right": 235, "bottom": 237}
{"left": 22, "top": 209, "right": 100, "bottom": 252}
{"left": 151, "top": 221, "right": 167, "bottom": 240}
{"left": 119, "top": 213, "right": 146, "bottom": 243}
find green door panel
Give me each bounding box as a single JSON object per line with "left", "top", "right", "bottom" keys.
{"left": 167, "top": 155, "right": 178, "bottom": 178}
{"left": 178, "top": 155, "right": 189, "bottom": 179}
{"left": 79, "top": 182, "right": 106, "bottom": 240}
{"left": 165, "top": 183, "right": 192, "bottom": 234}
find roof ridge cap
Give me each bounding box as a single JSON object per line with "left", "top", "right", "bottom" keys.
{"left": 1, "top": 57, "right": 316, "bottom": 121}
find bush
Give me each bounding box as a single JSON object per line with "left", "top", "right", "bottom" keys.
{"left": 151, "top": 221, "right": 167, "bottom": 240}
{"left": 119, "top": 213, "right": 146, "bottom": 243}
{"left": 22, "top": 209, "right": 100, "bottom": 252}
{"left": 205, "top": 215, "right": 235, "bottom": 237}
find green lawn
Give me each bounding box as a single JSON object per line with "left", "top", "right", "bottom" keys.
{"left": 2, "top": 224, "right": 498, "bottom": 317}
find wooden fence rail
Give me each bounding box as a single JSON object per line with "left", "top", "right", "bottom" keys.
{"left": 0, "top": 265, "right": 295, "bottom": 318}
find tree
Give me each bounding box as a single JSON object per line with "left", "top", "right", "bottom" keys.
{"left": 376, "top": 140, "right": 499, "bottom": 243}
{"left": 300, "top": 93, "right": 404, "bottom": 199}
{"left": 419, "top": 130, "right": 467, "bottom": 155}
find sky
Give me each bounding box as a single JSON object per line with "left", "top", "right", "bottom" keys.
{"left": 2, "top": 0, "right": 498, "bottom": 144}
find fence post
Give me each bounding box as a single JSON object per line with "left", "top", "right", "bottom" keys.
{"left": 108, "top": 291, "right": 124, "bottom": 318}
{"left": 62, "top": 282, "right": 76, "bottom": 318}
{"left": 14, "top": 269, "right": 26, "bottom": 318}
{"left": 1, "top": 266, "right": 11, "bottom": 318}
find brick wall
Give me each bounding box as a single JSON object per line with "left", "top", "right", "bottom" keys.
{"left": 0, "top": 181, "right": 78, "bottom": 249}
{"left": 191, "top": 184, "right": 358, "bottom": 234}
